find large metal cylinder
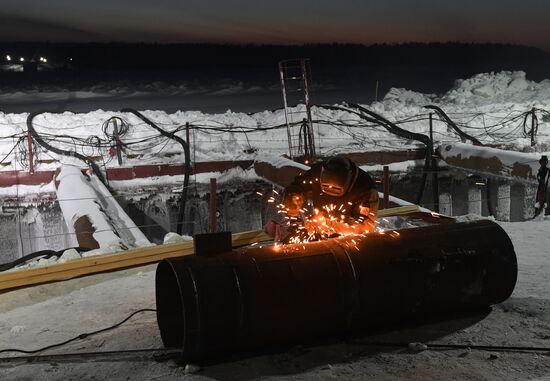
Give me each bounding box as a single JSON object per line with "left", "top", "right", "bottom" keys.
{"left": 156, "top": 220, "right": 517, "bottom": 361}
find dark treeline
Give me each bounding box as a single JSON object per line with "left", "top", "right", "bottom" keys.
{"left": 1, "top": 42, "right": 549, "bottom": 70}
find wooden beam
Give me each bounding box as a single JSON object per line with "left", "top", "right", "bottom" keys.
{"left": 0, "top": 230, "right": 272, "bottom": 293}
{"left": 0, "top": 206, "right": 423, "bottom": 293}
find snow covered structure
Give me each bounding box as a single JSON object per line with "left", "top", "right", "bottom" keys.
{"left": 54, "top": 166, "right": 149, "bottom": 252}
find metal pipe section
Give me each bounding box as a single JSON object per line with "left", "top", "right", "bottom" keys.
{"left": 156, "top": 220, "right": 517, "bottom": 361}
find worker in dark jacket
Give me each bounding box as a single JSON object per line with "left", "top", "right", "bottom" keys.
{"left": 535, "top": 155, "right": 550, "bottom": 216}
{"left": 281, "top": 157, "right": 379, "bottom": 239}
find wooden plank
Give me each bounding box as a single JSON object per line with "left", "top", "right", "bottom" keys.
{"left": 0, "top": 206, "right": 425, "bottom": 292}
{"left": 0, "top": 247, "right": 195, "bottom": 291}
{"left": 0, "top": 241, "right": 192, "bottom": 283}
{"left": 0, "top": 230, "right": 272, "bottom": 292}
{"left": 378, "top": 205, "right": 421, "bottom": 217}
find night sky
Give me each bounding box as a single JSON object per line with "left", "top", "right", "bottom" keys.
{"left": 1, "top": 0, "right": 550, "bottom": 51}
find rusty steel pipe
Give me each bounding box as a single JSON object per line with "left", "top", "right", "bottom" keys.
{"left": 156, "top": 220, "right": 517, "bottom": 361}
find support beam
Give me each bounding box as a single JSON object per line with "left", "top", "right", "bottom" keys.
{"left": 468, "top": 186, "right": 482, "bottom": 215}
{"left": 523, "top": 184, "right": 537, "bottom": 220}
{"left": 496, "top": 183, "right": 511, "bottom": 222}
{"left": 439, "top": 193, "right": 452, "bottom": 216}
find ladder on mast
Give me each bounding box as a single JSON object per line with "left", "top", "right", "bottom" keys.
{"left": 278, "top": 58, "right": 316, "bottom": 163}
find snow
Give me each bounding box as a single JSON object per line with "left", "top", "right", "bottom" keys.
{"left": 440, "top": 143, "right": 541, "bottom": 182}
{"left": 58, "top": 248, "right": 80, "bottom": 263}
{"left": 0, "top": 218, "right": 549, "bottom": 380}
{"left": 55, "top": 165, "right": 151, "bottom": 250}
{"left": 442, "top": 71, "right": 550, "bottom": 106}
{"left": 163, "top": 232, "right": 192, "bottom": 244}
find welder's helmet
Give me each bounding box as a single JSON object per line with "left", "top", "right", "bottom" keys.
{"left": 320, "top": 157, "right": 358, "bottom": 197}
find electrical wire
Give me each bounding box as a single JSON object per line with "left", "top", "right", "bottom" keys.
{"left": 0, "top": 308, "right": 156, "bottom": 355}
{"left": 348, "top": 340, "right": 550, "bottom": 354}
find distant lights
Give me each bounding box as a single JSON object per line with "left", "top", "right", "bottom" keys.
{"left": 5, "top": 55, "right": 11, "bottom": 61}
{"left": 19, "top": 57, "right": 24, "bottom": 62}
{"left": 39, "top": 57, "right": 48, "bottom": 63}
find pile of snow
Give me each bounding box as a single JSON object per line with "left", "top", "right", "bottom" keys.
{"left": 163, "top": 232, "right": 192, "bottom": 244}
{"left": 442, "top": 71, "right": 550, "bottom": 106}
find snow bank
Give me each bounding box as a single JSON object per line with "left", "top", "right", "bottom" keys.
{"left": 0, "top": 70, "right": 549, "bottom": 198}
{"left": 442, "top": 71, "right": 550, "bottom": 106}
{"left": 55, "top": 166, "right": 150, "bottom": 251}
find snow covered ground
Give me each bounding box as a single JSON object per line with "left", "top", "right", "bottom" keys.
{"left": 0, "top": 217, "right": 549, "bottom": 380}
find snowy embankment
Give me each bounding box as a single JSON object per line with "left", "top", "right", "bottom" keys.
{"left": 0, "top": 218, "right": 549, "bottom": 380}
{"left": 0, "top": 71, "right": 549, "bottom": 177}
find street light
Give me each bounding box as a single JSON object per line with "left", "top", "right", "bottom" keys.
{"left": 19, "top": 57, "right": 24, "bottom": 62}
{"left": 6, "top": 55, "right": 11, "bottom": 62}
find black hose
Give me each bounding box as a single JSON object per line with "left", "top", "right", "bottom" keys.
{"left": 425, "top": 105, "right": 494, "bottom": 216}
{"left": 26, "top": 111, "right": 109, "bottom": 187}
{"left": 120, "top": 109, "right": 191, "bottom": 235}
{"left": 319, "top": 103, "right": 432, "bottom": 204}
{"left": 0, "top": 247, "right": 90, "bottom": 272}
{"left": 424, "top": 105, "right": 482, "bottom": 146}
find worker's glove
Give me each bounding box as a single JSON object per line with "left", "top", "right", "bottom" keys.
{"left": 283, "top": 193, "right": 304, "bottom": 217}
{"left": 264, "top": 220, "right": 289, "bottom": 243}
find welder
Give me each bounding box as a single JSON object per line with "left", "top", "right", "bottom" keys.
{"left": 281, "top": 156, "right": 379, "bottom": 240}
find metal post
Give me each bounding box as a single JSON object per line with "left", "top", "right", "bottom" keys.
{"left": 383, "top": 165, "right": 389, "bottom": 209}
{"left": 185, "top": 122, "right": 192, "bottom": 174}
{"left": 278, "top": 61, "right": 294, "bottom": 159}
{"left": 531, "top": 108, "right": 536, "bottom": 146}
{"left": 429, "top": 113, "right": 439, "bottom": 212}
{"left": 113, "top": 118, "right": 123, "bottom": 166}
{"left": 300, "top": 59, "right": 316, "bottom": 161}
{"left": 429, "top": 113, "right": 434, "bottom": 151}
{"left": 185, "top": 122, "right": 190, "bottom": 148}
{"left": 209, "top": 178, "right": 217, "bottom": 233}
{"left": 27, "top": 129, "right": 34, "bottom": 174}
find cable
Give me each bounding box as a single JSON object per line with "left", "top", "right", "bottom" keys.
{"left": 26, "top": 111, "right": 110, "bottom": 189}
{"left": 349, "top": 340, "right": 550, "bottom": 354}
{"left": 425, "top": 105, "right": 496, "bottom": 216}
{"left": 120, "top": 109, "right": 191, "bottom": 235}
{"left": 0, "top": 308, "right": 156, "bottom": 355}
{"left": 0, "top": 137, "right": 24, "bottom": 165}
{"left": 0, "top": 348, "right": 180, "bottom": 364}
{"left": 319, "top": 103, "right": 432, "bottom": 205}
